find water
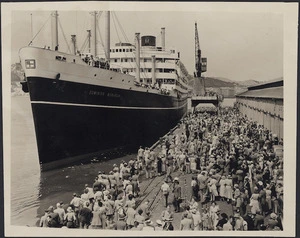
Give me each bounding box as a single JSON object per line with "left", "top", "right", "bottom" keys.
{"left": 10, "top": 96, "right": 136, "bottom": 226}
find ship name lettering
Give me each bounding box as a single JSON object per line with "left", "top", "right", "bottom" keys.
{"left": 89, "top": 90, "right": 105, "bottom": 96}
{"left": 107, "top": 93, "right": 120, "bottom": 98}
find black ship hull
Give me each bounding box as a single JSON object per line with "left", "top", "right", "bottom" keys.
{"left": 27, "top": 77, "right": 187, "bottom": 170}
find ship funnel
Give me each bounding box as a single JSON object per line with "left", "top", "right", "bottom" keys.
{"left": 135, "top": 33, "right": 140, "bottom": 82}
{"left": 151, "top": 55, "right": 156, "bottom": 86}
{"left": 161, "top": 27, "right": 165, "bottom": 51}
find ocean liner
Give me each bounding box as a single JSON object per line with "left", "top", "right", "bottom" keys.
{"left": 19, "top": 11, "right": 192, "bottom": 170}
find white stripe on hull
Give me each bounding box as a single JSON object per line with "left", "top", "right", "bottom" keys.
{"left": 31, "top": 100, "right": 187, "bottom": 110}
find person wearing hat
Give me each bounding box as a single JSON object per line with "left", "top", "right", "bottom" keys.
{"left": 126, "top": 206, "right": 136, "bottom": 229}
{"left": 78, "top": 201, "right": 93, "bottom": 229}
{"left": 142, "top": 218, "right": 155, "bottom": 231}
{"left": 172, "top": 179, "right": 182, "bottom": 212}
{"left": 234, "top": 212, "right": 248, "bottom": 231}
{"left": 249, "top": 189, "right": 260, "bottom": 215}
{"left": 267, "top": 213, "right": 278, "bottom": 230}
{"left": 216, "top": 213, "right": 228, "bottom": 230}
{"left": 161, "top": 180, "right": 171, "bottom": 207}
{"left": 114, "top": 213, "right": 127, "bottom": 230}
{"left": 191, "top": 208, "right": 201, "bottom": 230}
{"left": 140, "top": 200, "right": 150, "bottom": 220}
{"left": 224, "top": 175, "right": 233, "bottom": 203}
{"left": 134, "top": 209, "right": 146, "bottom": 229}
{"left": 129, "top": 221, "right": 141, "bottom": 231}
{"left": 154, "top": 219, "right": 164, "bottom": 231}
{"left": 54, "top": 202, "right": 65, "bottom": 226}
{"left": 70, "top": 193, "right": 81, "bottom": 223}
{"left": 197, "top": 171, "right": 208, "bottom": 204}
{"left": 222, "top": 215, "right": 233, "bottom": 231}
{"left": 108, "top": 170, "right": 117, "bottom": 187}
{"left": 80, "top": 188, "right": 90, "bottom": 204}
{"left": 64, "top": 207, "right": 76, "bottom": 228}
{"left": 180, "top": 212, "right": 193, "bottom": 230}
{"left": 243, "top": 211, "right": 255, "bottom": 231}
{"left": 39, "top": 209, "right": 50, "bottom": 227}
{"left": 84, "top": 184, "right": 94, "bottom": 200}
{"left": 219, "top": 175, "right": 226, "bottom": 201}
{"left": 47, "top": 205, "right": 61, "bottom": 228}
{"left": 161, "top": 205, "right": 173, "bottom": 224}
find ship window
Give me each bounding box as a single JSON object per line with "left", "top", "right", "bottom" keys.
{"left": 114, "top": 59, "right": 117, "bottom": 62}
{"left": 126, "top": 49, "right": 129, "bottom": 52}
{"left": 124, "top": 59, "right": 128, "bottom": 62}
{"left": 123, "top": 49, "right": 125, "bottom": 52}
{"left": 116, "top": 49, "right": 119, "bottom": 52}
{"left": 130, "top": 49, "right": 133, "bottom": 52}
{"left": 25, "top": 59, "right": 36, "bottom": 69}
{"left": 55, "top": 56, "right": 66, "bottom": 62}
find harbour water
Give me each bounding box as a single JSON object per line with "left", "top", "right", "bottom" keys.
{"left": 10, "top": 96, "right": 236, "bottom": 227}
{"left": 10, "top": 96, "right": 136, "bottom": 226}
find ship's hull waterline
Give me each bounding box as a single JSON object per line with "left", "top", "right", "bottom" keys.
{"left": 27, "top": 76, "right": 187, "bottom": 170}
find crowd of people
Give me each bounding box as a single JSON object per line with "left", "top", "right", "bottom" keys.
{"left": 39, "top": 106, "right": 284, "bottom": 231}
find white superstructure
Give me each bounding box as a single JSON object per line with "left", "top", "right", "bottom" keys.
{"left": 106, "top": 32, "right": 190, "bottom": 94}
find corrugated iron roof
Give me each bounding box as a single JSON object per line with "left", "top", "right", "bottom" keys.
{"left": 236, "top": 86, "right": 283, "bottom": 99}
{"left": 248, "top": 79, "right": 283, "bottom": 90}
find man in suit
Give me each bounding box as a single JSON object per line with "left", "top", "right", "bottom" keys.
{"left": 172, "top": 178, "right": 182, "bottom": 212}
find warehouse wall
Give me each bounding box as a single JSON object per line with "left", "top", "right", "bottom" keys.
{"left": 236, "top": 97, "right": 283, "bottom": 139}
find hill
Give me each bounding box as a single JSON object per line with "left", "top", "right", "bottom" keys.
{"left": 203, "top": 77, "right": 237, "bottom": 87}
{"left": 11, "top": 63, "right": 26, "bottom": 96}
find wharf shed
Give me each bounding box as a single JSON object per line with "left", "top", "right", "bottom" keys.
{"left": 236, "top": 79, "right": 283, "bottom": 139}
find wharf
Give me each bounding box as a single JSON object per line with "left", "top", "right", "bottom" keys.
{"left": 133, "top": 125, "right": 234, "bottom": 230}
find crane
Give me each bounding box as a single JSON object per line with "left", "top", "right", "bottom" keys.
{"left": 195, "top": 22, "right": 202, "bottom": 78}
{"left": 194, "top": 22, "right": 207, "bottom": 96}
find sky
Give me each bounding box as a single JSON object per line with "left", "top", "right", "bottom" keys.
{"left": 10, "top": 4, "right": 284, "bottom": 82}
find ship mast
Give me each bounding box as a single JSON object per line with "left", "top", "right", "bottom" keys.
{"left": 51, "top": 11, "right": 59, "bottom": 51}
{"left": 71, "top": 35, "right": 77, "bottom": 55}
{"left": 135, "top": 33, "right": 141, "bottom": 82}
{"left": 104, "top": 11, "right": 110, "bottom": 61}
{"left": 90, "top": 11, "right": 98, "bottom": 56}
{"left": 30, "top": 13, "right": 33, "bottom": 40}
{"left": 87, "top": 30, "right": 91, "bottom": 53}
